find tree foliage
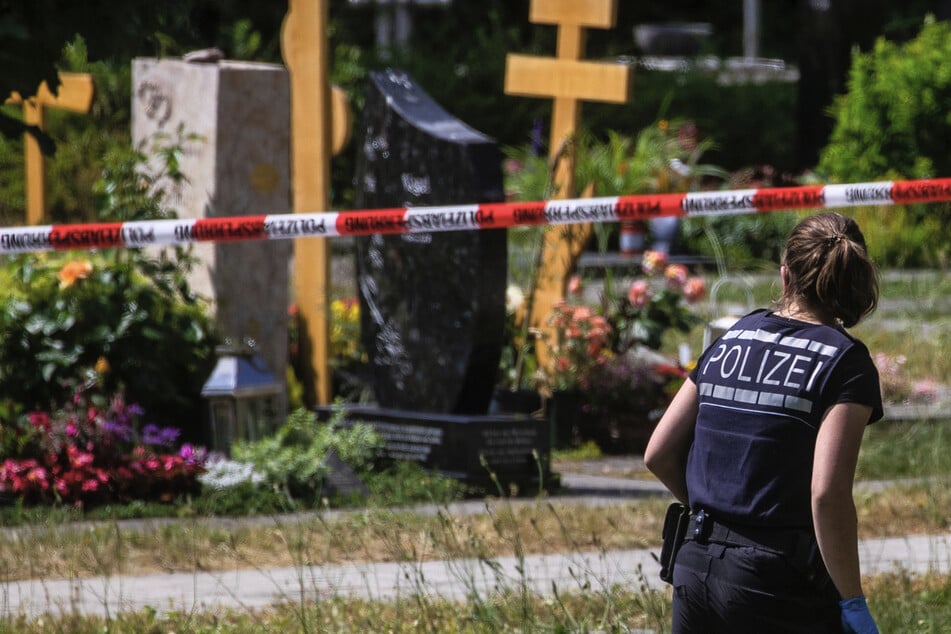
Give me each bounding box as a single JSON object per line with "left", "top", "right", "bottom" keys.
{"left": 817, "top": 15, "right": 951, "bottom": 267}
{"left": 819, "top": 15, "right": 951, "bottom": 182}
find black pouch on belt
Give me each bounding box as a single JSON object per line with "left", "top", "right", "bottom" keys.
{"left": 658, "top": 502, "right": 691, "bottom": 584}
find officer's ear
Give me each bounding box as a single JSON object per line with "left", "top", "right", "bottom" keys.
{"left": 780, "top": 265, "right": 789, "bottom": 292}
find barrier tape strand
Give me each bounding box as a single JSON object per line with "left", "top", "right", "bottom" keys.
{"left": 3, "top": 177, "right": 951, "bottom": 254}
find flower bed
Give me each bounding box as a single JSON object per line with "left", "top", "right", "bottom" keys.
{"left": 541, "top": 250, "right": 704, "bottom": 452}
{"left": 0, "top": 391, "right": 205, "bottom": 508}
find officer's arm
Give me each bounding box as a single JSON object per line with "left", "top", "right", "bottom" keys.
{"left": 644, "top": 378, "right": 699, "bottom": 506}
{"left": 812, "top": 402, "right": 872, "bottom": 601}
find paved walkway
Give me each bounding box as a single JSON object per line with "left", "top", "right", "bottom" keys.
{"left": 8, "top": 531, "right": 949, "bottom": 620}
{"left": 2, "top": 469, "right": 950, "bottom": 619}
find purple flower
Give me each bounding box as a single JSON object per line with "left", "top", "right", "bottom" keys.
{"left": 179, "top": 443, "right": 207, "bottom": 466}
{"left": 102, "top": 420, "right": 134, "bottom": 442}
{"left": 141, "top": 424, "right": 180, "bottom": 447}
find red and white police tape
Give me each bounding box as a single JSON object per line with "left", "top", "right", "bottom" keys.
{"left": 2, "top": 177, "right": 951, "bottom": 254}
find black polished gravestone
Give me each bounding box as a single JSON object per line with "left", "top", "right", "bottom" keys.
{"left": 324, "top": 70, "right": 551, "bottom": 493}
{"left": 354, "top": 69, "right": 506, "bottom": 415}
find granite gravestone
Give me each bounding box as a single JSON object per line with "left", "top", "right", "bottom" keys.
{"left": 354, "top": 70, "right": 507, "bottom": 415}
{"left": 330, "top": 70, "right": 551, "bottom": 492}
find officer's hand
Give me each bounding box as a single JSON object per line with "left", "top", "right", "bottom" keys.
{"left": 840, "top": 596, "right": 879, "bottom": 634}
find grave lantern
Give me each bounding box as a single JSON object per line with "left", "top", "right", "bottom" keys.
{"left": 201, "top": 342, "right": 283, "bottom": 454}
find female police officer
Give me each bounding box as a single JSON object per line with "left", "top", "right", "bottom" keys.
{"left": 645, "top": 212, "right": 881, "bottom": 633}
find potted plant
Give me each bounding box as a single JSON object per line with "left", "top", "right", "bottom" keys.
{"left": 540, "top": 251, "right": 706, "bottom": 452}
{"left": 500, "top": 117, "right": 724, "bottom": 445}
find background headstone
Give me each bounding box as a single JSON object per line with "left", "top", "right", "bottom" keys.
{"left": 353, "top": 69, "right": 506, "bottom": 415}
{"left": 131, "top": 58, "right": 291, "bottom": 409}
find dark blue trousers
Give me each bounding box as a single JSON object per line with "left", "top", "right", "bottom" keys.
{"left": 671, "top": 538, "right": 843, "bottom": 633}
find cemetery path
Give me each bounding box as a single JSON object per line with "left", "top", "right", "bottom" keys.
{"left": 8, "top": 531, "right": 948, "bottom": 620}
{"left": 1, "top": 466, "right": 949, "bottom": 619}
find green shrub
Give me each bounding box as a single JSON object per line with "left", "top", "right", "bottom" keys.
{"left": 230, "top": 407, "right": 384, "bottom": 503}
{"left": 818, "top": 15, "right": 951, "bottom": 267}
{"left": 0, "top": 136, "right": 218, "bottom": 429}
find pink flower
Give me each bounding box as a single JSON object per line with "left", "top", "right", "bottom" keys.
{"left": 641, "top": 250, "right": 667, "bottom": 276}
{"left": 65, "top": 422, "right": 79, "bottom": 437}
{"left": 627, "top": 280, "right": 652, "bottom": 308}
{"left": 28, "top": 412, "right": 50, "bottom": 430}
{"left": 664, "top": 264, "right": 689, "bottom": 290}
{"left": 567, "top": 275, "right": 582, "bottom": 295}
{"left": 677, "top": 121, "right": 699, "bottom": 151}
{"left": 586, "top": 315, "right": 610, "bottom": 340}
{"left": 556, "top": 356, "right": 571, "bottom": 373}
{"left": 67, "top": 446, "right": 93, "bottom": 468}
{"left": 683, "top": 277, "right": 706, "bottom": 303}
{"left": 26, "top": 466, "right": 47, "bottom": 483}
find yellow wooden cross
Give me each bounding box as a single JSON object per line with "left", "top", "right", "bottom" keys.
{"left": 504, "top": 0, "right": 631, "bottom": 368}
{"left": 5, "top": 72, "right": 95, "bottom": 226}
{"left": 281, "top": 0, "right": 352, "bottom": 406}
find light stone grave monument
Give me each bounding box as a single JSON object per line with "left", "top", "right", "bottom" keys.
{"left": 131, "top": 57, "right": 291, "bottom": 415}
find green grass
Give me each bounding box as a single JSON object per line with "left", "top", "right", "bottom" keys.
{"left": 871, "top": 573, "right": 951, "bottom": 633}
{"left": 859, "top": 419, "right": 951, "bottom": 480}
{"left": 0, "top": 582, "right": 672, "bottom": 633}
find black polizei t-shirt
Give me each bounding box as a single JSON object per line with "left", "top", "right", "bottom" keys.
{"left": 686, "top": 309, "right": 883, "bottom": 529}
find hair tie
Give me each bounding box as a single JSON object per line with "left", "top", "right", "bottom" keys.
{"left": 826, "top": 233, "right": 844, "bottom": 248}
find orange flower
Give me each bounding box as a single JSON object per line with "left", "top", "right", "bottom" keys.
{"left": 664, "top": 264, "right": 689, "bottom": 290}
{"left": 683, "top": 277, "right": 707, "bottom": 303}
{"left": 94, "top": 357, "right": 110, "bottom": 375}
{"left": 641, "top": 250, "right": 667, "bottom": 276}
{"left": 58, "top": 260, "right": 93, "bottom": 289}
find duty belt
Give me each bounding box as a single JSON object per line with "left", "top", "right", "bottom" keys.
{"left": 688, "top": 509, "right": 811, "bottom": 557}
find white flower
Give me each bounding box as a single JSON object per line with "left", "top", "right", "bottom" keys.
{"left": 505, "top": 285, "right": 525, "bottom": 314}
{"left": 198, "top": 455, "right": 265, "bottom": 490}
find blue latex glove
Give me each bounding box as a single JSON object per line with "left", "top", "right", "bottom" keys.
{"left": 840, "top": 596, "right": 879, "bottom": 634}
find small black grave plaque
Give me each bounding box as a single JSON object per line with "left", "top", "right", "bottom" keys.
{"left": 317, "top": 405, "right": 553, "bottom": 493}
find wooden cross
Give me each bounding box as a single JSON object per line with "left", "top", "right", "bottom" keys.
{"left": 281, "top": 0, "right": 352, "bottom": 406}
{"left": 5, "top": 72, "right": 95, "bottom": 226}
{"left": 504, "top": 0, "right": 631, "bottom": 368}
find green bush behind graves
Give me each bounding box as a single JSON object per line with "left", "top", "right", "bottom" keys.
{"left": 229, "top": 408, "right": 382, "bottom": 504}
{"left": 0, "top": 132, "right": 218, "bottom": 429}
{"left": 818, "top": 15, "right": 951, "bottom": 267}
